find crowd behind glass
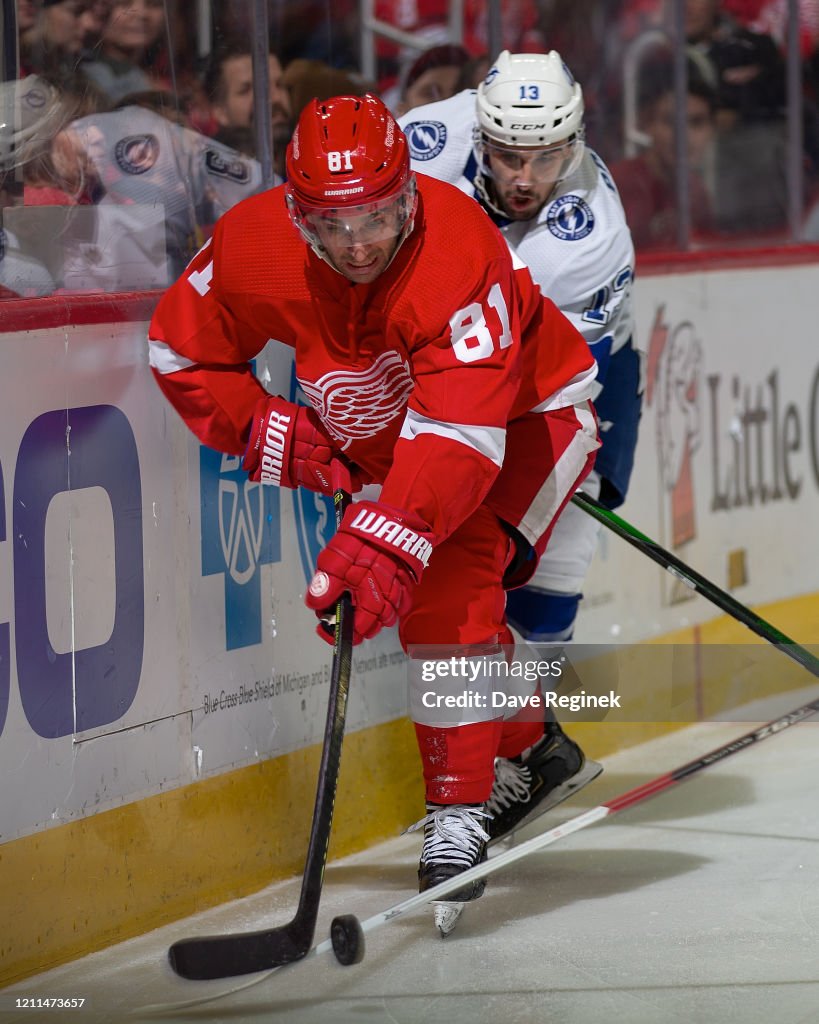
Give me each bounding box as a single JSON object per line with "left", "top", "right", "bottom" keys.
{"left": 2, "top": 0, "right": 818, "bottom": 299}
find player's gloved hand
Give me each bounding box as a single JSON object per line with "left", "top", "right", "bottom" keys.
{"left": 242, "top": 395, "right": 366, "bottom": 496}
{"left": 305, "top": 500, "right": 435, "bottom": 645}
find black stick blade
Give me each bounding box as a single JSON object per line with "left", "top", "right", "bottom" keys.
{"left": 168, "top": 488, "right": 354, "bottom": 984}
{"left": 168, "top": 920, "right": 312, "bottom": 980}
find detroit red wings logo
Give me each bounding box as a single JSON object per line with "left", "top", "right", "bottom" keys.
{"left": 298, "top": 350, "right": 415, "bottom": 448}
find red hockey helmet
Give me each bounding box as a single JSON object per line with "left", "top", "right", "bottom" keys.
{"left": 285, "top": 94, "right": 417, "bottom": 265}
{"left": 286, "top": 93, "right": 410, "bottom": 207}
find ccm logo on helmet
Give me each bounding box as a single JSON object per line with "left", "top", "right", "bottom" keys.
{"left": 510, "top": 123, "right": 548, "bottom": 130}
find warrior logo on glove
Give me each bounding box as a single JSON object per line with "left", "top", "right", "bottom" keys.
{"left": 258, "top": 408, "right": 291, "bottom": 485}
{"left": 242, "top": 395, "right": 367, "bottom": 497}
{"left": 348, "top": 507, "right": 433, "bottom": 568}
{"left": 306, "top": 500, "right": 435, "bottom": 645}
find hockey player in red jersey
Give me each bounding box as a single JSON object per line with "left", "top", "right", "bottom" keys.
{"left": 148, "top": 94, "right": 599, "bottom": 920}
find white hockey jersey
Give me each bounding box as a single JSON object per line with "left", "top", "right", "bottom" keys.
{"left": 399, "top": 90, "right": 636, "bottom": 368}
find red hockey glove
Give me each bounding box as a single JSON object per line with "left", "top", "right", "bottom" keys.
{"left": 305, "top": 500, "right": 435, "bottom": 645}
{"left": 242, "top": 395, "right": 365, "bottom": 496}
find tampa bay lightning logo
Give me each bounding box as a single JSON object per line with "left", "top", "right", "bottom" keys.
{"left": 290, "top": 364, "right": 335, "bottom": 584}
{"left": 404, "top": 120, "right": 447, "bottom": 161}
{"left": 546, "top": 195, "right": 595, "bottom": 241}
{"left": 115, "top": 134, "right": 159, "bottom": 175}
{"left": 483, "top": 65, "right": 500, "bottom": 87}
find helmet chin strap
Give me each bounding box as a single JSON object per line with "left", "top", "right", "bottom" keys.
{"left": 473, "top": 170, "right": 507, "bottom": 220}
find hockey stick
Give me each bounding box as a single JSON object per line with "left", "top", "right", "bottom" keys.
{"left": 168, "top": 478, "right": 354, "bottom": 980}
{"left": 316, "top": 686, "right": 819, "bottom": 959}
{"left": 571, "top": 491, "right": 819, "bottom": 680}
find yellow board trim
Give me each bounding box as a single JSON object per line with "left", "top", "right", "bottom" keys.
{"left": 1, "top": 717, "right": 424, "bottom": 987}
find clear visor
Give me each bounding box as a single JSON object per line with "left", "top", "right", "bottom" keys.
{"left": 294, "top": 180, "right": 416, "bottom": 249}
{"left": 476, "top": 133, "right": 585, "bottom": 187}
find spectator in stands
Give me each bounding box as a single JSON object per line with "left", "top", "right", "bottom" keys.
{"left": 112, "top": 88, "right": 189, "bottom": 126}
{"left": 281, "top": 58, "right": 372, "bottom": 122}
{"left": 205, "top": 124, "right": 256, "bottom": 159}
{"left": 80, "top": 0, "right": 165, "bottom": 103}
{"left": 371, "top": 0, "right": 545, "bottom": 96}
{"left": 393, "top": 43, "right": 472, "bottom": 116}
{"left": 51, "top": 95, "right": 266, "bottom": 275}
{"left": 203, "top": 38, "right": 292, "bottom": 175}
{"left": 723, "top": 0, "right": 819, "bottom": 64}
{"left": 686, "top": 0, "right": 786, "bottom": 125}
{"left": 456, "top": 53, "right": 492, "bottom": 91}
{"left": 0, "top": 73, "right": 267, "bottom": 292}
{"left": 16, "top": 0, "right": 39, "bottom": 37}
{"left": 0, "top": 72, "right": 107, "bottom": 207}
{"left": 19, "top": 0, "right": 91, "bottom": 77}
{"left": 0, "top": 73, "right": 96, "bottom": 296}
{"left": 79, "top": 0, "right": 110, "bottom": 53}
{"left": 685, "top": 0, "right": 818, "bottom": 234}
{"left": 536, "top": 0, "right": 653, "bottom": 158}
{"left": 610, "top": 51, "right": 717, "bottom": 251}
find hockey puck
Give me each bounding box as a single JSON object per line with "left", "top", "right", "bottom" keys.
{"left": 330, "top": 914, "right": 365, "bottom": 965}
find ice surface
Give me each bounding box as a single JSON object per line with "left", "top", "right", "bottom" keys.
{"left": 3, "top": 687, "right": 819, "bottom": 1024}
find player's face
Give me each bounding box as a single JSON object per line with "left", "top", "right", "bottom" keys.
{"left": 310, "top": 199, "right": 406, "bottom": 283}
{"left": 485, "top": 140, "right": 575, "bottom": 220}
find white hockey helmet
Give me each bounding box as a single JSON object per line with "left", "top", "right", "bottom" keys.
{"left": 476, "top": 50, "right": 584, "bottom": 149}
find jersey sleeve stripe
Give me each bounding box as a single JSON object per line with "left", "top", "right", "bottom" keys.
{"left": 517, "top": 401, "right": 600, "bottom": 545}
{"left": 528, "top": 363, "right": 599, "bottom": 413}
{"left": 148, "top": 338, "right": 196, "bottom": 375}
{"left": 400, "top": 409, "right": 506, "bottom": 467}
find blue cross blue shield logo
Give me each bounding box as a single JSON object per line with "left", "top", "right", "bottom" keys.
{"left": 200, "top": 449, "right": 280, "bottom": 650}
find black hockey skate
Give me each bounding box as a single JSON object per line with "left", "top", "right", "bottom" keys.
{"left": 486, "top": 722, "right": 603, "bottom": 845}
{"left": 408, "top": 803, "right": 490, "bottom": 935}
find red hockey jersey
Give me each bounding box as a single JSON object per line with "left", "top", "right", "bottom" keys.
{"left": 148, "top": 174, "right": 597, "bottom": 542}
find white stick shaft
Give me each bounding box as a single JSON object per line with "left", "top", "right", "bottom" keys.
{"left": 313, "top": 804, "right": 610, "bottom": 954}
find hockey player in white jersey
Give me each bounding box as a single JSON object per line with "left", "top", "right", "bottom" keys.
{"left": 399, "top": 51, "right": 640, "bottom": 844}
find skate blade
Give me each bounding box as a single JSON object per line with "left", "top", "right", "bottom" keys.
{"left": 432, "top": 901, "right": 465, "bottom": 936}
{"left": 489, "top": 759, "right": 604, "bottom": 849}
